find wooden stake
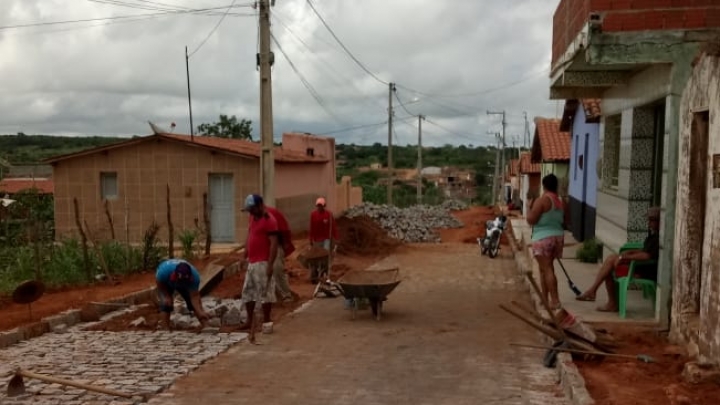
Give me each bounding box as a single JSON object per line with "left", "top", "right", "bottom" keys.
{"left": 104, "top": 199, "right": 116, "bottom": 240}
{"left": 73, "top": 198, "right": 92, "bottom": 281}
{"left": 167, "top": 184, "right": 174, "bottom": 258}
{"left": 203, "top": 192, "right": 211, "bottom": 256}
{"left": 84, "top": 220, "right": 112, "bottom": 281}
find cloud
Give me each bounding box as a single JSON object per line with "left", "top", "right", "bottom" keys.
{"left": 0, "top": 0, "right": 560, "bottom": 146}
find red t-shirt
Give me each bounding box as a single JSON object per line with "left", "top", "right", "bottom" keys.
{"left": 265, "top": 206, "right": 295, "bottom": 257}
{"left": 309, "top": 209, "right": 339, "bottom": 242}
{"left": 247, "top": 212, "right": 279, "bottom": 264}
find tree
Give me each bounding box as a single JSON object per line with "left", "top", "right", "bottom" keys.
{"left": 197, "top": 115, "right": 253, "bottom": 140}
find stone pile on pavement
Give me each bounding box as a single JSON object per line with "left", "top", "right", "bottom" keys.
{"left": 170, "top": 297, "right": 247, "bottom": 329}
{"left": 440, "top": 199, "right": 469, "bottom": 211}
{"left": 0, "top": 329, "right": 247, "bottom": 405}
{"left": 343, "top": 203, "right": 464, "bottom": 243}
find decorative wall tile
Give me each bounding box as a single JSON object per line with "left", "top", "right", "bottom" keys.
{"left": 628, "top": 200, "right": 652, "bottom": 232}
{"left": 629, "top": 169, "right": 654, "bottom": 200}
{"left": 628, "top": 231, "right": 647, "bottom": 243}
{"left": 631, "top": 139, "right": 656, "bottom": 169}
{"left": 632, "top": 108, "right": 656, "bottom": 139}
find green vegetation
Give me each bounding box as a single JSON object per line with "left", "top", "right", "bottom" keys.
{"left": 197, "top": 115, "right": 253, "bottom": 140}
{"left": 576, "top": 238, "right": 603, "bottom": 263}
{"left": 178, "top": 229, "right": 200, "bottom": 260}
{"left": 0, "top": 133, "right": 126, "bottom": 165}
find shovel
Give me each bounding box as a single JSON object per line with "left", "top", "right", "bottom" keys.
{"left": 556, "top": 259, "right": 582, "bottom": 296}
{"left": 510, "top": 342, "right": 656, "bottom": 363}
{"left": 7, "top": 368, "right": 137, "bottom": 399}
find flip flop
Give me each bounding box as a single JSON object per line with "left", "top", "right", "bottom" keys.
{"left": 575, "top": 295, "right": 596, "bottom": 302}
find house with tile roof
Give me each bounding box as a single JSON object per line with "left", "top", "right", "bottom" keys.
{"left": 530, "top": 117, "right": 571, "bottom": 196}
{"left": 549, "top": 0, "right": 720, "bottom": 338}
{"left": 518, "top": 152, "right": 541, "bottom": 219}
{"left": 0, "top": 178, "right": 54, "bottom": 195}
{"left": 560, "top": 99, "right": 601, "bottom": 242}
{"left": 45, "top": 131, "right": 343, "bottom": 244}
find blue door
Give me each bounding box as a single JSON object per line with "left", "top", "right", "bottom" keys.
{"left": 209, "top": 174, "right": 235, "bottom": 243}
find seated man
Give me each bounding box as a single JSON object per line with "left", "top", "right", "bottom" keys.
{"left": 575, "top": 207, "right": 660, "bottom": 312}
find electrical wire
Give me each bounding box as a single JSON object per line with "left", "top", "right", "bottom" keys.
{"left": 187, "top": 0, "right": 239, "bottom": 58}
{"left": 396, "top": 68, "right": 550, "bottom": 99}
{"left": 319, "top": 121, "right": 388, "bottom": 135}
{"left": 0, "top": 6, "right": 254, "bottom": 31}
{"left": 424, "top": 118, "right": 484, "bottom": 143}
{"left": 270, "top": 32, "right": 344, "bottom": 124}
{"left": 305, "top": 0, "right": 389, "bottom": 85}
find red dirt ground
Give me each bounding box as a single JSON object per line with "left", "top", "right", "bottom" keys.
{"left": 438, "top": 206, "right": 514, "bottom": 245}
{"left": 578, "top": 323, "right": 720, "bottom": 405}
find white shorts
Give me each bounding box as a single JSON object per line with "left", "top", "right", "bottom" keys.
{"left": 242, "top": 261, "right": 277, "bottom": 304}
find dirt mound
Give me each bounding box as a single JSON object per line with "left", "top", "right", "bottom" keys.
{"left": 336, "top": 215, "right": 401, "bottom": 255}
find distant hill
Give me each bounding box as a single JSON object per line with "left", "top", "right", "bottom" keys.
{"left": 0, "top": 134, "right": 129, "bottom": 165}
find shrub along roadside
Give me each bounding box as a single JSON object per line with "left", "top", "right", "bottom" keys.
{"left": 0, "top": 238, "right": 150, "bottom": 295}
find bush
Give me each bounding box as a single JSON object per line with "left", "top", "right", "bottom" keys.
{"left": 178, "top": 229, "right": 199, "bottom": 259}
{"left": 576, "top": 238, "right": 603, "bottom": 263}
{"left": 142, "top": 221, "right": 163, "bottom": 271}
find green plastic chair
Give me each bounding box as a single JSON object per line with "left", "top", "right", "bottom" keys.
{"left": 614, "top": 241, "right": 657, "bottom": 319}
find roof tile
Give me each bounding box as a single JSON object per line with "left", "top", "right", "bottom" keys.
{"left": 519, "top": 152, "right": 541, "bottom": 174}
{"left": 0, "top": 178, "right": 54, "bottom": 194}
{"left": 531, "top": 118, "right": 571, "bottom": 162}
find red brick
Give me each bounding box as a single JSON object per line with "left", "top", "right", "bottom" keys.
{"left": 602, "top": 13, "right": 624, "bottom": 30}
{"left": 707, "top": 9, "right": 720, "bottom": 27}
{"left": 683, "top": 9, "right": 707, "bottom": 28}
{"left": 623, "top": 13, "right": 647, "bottom": 30}
{"left": 589, "top": 0, "right": 613, "bottom": 11}
{"left": 644, "top": 10, "right": 666, "bottom": 30}
{"left": 631, "top": 0, "right": 658, "bottom": 10}
{"left": 664, "top": 9, "right": 686, "bottom": 29}
{"left": 612, "top": 0, "right": 633, "bottom": 10}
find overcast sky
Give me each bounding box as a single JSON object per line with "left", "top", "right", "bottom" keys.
{"left": 0, "top": 0, "right": 561, "bottom": 146}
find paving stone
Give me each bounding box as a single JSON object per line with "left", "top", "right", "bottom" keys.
{"left": 0, "top": 329, "right": 246, "bottom": 404}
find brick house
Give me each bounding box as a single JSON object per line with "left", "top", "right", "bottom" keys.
{"left": 518, "top": 152, "right": 541, "bottom": 218}
{"left": 46, "top": 132, "right": 337, "bottom": 244}
{"left": 549, "top": 0, "right": 720, "bottom": 325}
{"left": 530, "top": 117, "right": 571, "bottom": 196}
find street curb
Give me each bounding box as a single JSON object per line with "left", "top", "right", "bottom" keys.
{"left": 0, "top": 286, "right": 156, "bottom": 349}
{"left": 507, "top": 224, "right": 596, "bottom": 405}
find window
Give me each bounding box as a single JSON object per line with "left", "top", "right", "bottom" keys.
{"left": 603, "top": 114, "right": 621, "bottom": 189}
{"left": 100, "top": 172, "right": 118, "bottom": 200}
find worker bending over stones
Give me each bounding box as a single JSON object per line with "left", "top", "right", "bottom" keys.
{"left": 156, "top": 259, "right": 210, "bottom": 330}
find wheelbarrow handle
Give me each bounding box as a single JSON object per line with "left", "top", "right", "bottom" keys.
{"left": 15, "top": 369, "right": 135, "bottom": 399}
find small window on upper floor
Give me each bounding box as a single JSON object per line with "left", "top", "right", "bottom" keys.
{"left": 100, "top": 172, "right": 118, "bottom": 200}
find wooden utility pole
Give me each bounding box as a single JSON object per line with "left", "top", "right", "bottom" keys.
{"left": 258, "top": 0, "right": 275, "bottom": 206}
{"left": 489, "top": 131, "right": 500, "bottom": 204}
{"left": 387, "top": 82, "right": 396, "bottom": 205}
{"left": 488, "top": 110, "right": 506, "bottom": 203}
{"left": 417, "top": 114, "right": 425, "bottom": 204}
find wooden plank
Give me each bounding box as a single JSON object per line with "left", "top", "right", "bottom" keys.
{"left": 199, "top": 263, "right": 226, "bottom": 294}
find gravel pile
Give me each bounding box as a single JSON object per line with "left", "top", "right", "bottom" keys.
{"left": 441, "top": 199, "right": 469, "bottom": 211}
{"left": 343, "top": 203, "right": 464, "bottom": 243}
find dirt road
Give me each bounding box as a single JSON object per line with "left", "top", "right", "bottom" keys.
{"left": 147, "top": 243, "right": 567, "bottom": 405}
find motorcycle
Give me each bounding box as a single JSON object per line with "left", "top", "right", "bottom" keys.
{"left": 477, "top": 215, "right": 507, "bottom": 258}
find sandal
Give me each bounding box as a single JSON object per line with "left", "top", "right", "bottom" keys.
{"left": 575, "top": 294, "right": 596, "bottom": 302}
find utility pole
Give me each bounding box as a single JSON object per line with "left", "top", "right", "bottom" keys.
{"left": 387, "top": 82, "right": 396, "bottom": 205}
{"left": 258, "top": 0, "right": 275, "bottom": 206}
{"left": 523, "top": 111, "right": 530, "bottom": 150}
{"left": 488, "top": 131, "right": 500, "bottom": 205}
{"left": 487, "top": 110, "right": 506, "bottom": 203}
{"left": 417, "top": 114, "right": 425, "bottom": 205}
{"left": 185, "top": 46, "right": 194, "bottom": 140}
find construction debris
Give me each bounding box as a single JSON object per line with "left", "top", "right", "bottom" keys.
{"left": 440, "top": 199, "right": 469, "bottom": 211}
{"left": 343, "top": 203, "right": 464, "bottom": 243}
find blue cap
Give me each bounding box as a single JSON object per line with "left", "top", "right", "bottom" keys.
{"left": 242, "top": 194, "right": 263, "bottom": 211}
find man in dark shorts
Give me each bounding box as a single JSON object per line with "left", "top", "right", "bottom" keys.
{"left": 575, "top": 207, "right": 660, "bottom": 312}
{"left": 155, "top": 259, "right": 210, "bottom": 330}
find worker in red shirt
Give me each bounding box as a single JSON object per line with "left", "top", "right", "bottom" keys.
{"left": 239, "top": 194, "right": 279, "bottom": 343}
{"left": 308, "top": 197, "right": 339, "bottom": 284}
{"left": 264, "top": 205, "right": 298, "bottom": 303}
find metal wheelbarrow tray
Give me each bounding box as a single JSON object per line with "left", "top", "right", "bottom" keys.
{"left": 337, "top": 268, "right": 401, "bottom": 320}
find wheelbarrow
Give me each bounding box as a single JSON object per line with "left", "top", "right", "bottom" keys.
{"left": 337, "top": 268, "right": 402, "bottom": 321}
{"left": 298, "top": 245, "right": 342, "bottom": 298}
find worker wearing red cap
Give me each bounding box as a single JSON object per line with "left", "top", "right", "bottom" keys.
{"left": 308, "top": 197, "right": 338, "bottom": 284}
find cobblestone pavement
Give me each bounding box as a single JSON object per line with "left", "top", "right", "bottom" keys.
{"left": 146, "top": 244, "right": 568, "bottom": 405}
{"left": 0, "top": 330, "right": 247, "bottom": 404}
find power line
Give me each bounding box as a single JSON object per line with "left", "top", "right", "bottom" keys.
{"left": 424, "top": 118, "right": 486, "bottom": 143}
{"left": 319, "top": 121, "right": 388, "bottom": 135}
{"left": 305, "top": 0, "right": 388, "bottom": 85}
{"left": 187, "top": 0, "right": 240, "bottom": 58}
{"left": 270, "top": 32, "right": 344, "bottom": 124}
{"left": 0, "top": 5, "right": 255, "bottom": 31}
